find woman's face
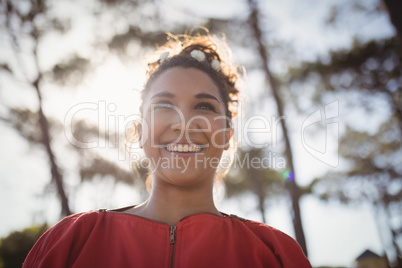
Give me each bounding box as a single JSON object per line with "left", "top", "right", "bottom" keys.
{"left": 140, "top": 67, "right": 232, "bottom": 187}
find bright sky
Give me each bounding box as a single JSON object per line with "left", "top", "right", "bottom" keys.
{"left": 0, "top": 0, "right": 396, "bottom": 267}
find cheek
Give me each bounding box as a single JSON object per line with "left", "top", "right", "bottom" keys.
{"left": 209, "top": 121, "right": 230, "bottom": 147}
{"left": 140, "top": 116, "right": 163, "bottom": 147}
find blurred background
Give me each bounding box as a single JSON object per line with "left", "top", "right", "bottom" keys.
{"left": 0, "top": 0, "right": 401, "bottom": 267}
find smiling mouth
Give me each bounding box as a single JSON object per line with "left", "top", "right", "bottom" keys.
{"left": 165, "top": 144, "right": 204, "bottom": 153}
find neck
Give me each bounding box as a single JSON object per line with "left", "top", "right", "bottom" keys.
{"left": 135, "top": 178, "right": 220, "bottom": 225}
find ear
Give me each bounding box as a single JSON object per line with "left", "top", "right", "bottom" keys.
{"left": 224, "top": 128, "right": 233, "bottom": 151}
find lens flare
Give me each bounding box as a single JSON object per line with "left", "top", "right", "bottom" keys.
{"left": 282, "top": 169, "right": 294, "bottom": 181}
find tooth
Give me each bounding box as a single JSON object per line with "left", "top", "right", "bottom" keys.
{"left": 165, "top": 144, "right": 204, "bottom": 153}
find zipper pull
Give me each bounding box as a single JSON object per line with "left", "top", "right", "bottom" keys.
{"left": 170, "top": 226, "right": 177, "bottom": 245}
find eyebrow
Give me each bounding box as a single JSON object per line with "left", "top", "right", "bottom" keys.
{"left": 151, "top": 92, "right": 220, "bottom": 103}
{"left": 195, "top": 93, "right": 220, "bottom": 103}
{"left": 150, "top": 92, "right": 175, "bottom": 100}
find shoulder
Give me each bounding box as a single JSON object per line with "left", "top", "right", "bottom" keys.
{"left": 225, "top": 214, "right": 294, "bottom": 242}
{"left": 46, "top": 209, "right": 110, "bottom": 238}
{"left": 242, "top": 217, "right": 297, "bottom": 245}
{"left": 45, "top": 210, "right": 105, "bottom": 237}
{"left": 23, "top": 210, "right": 106, "bottom": 267}
{"left": 227, "top": 214, "right": 311, "bottom": 267}
{"left": 32, "top": 210, "right": 104, "bottom": 245}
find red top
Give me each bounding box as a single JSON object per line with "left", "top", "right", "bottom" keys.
{"left": 23, "top": 208, "right": 311, "bottom": 268}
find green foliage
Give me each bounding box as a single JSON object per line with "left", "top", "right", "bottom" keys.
{"left": 311, "top": 118, "right": 401, "bottom": 205}
{"left": 289, "top": 37, "right": 402, "bottom": 111}
{"left": 108, "top": 26, "right": 168, "bottom": 52}
{"left": 290, "top": 34, "right": 402, "bottom": 265}
{"left": 49, "top": 55, "right": 91, "bottom": 87}
{"left": 2, "top": 108, "right": 42, "bottom": 144}
{"left": 293, "top": 36, "right": 402, "bottom": 204}
{"left": 80, "top": 157, "right": 137, "bottom": 185}
{"left": 225, "top": 148, "right": 286, "bottom": 199}
{"left": 0, "top": 224, "right": 48, "bottom": 268}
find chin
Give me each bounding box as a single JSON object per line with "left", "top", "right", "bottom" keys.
{"left": 153, "top": 168, "right": 214, "bottom": 187}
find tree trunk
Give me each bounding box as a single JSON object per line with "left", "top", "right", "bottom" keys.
{"left": 32, "top": 33, "right": 72, "bottom": 217}
{"left": 382, "top": 201, "right": 402, "bottom": 268}
{"left": 33, "top": 77, "right": 72, "bottom": 217}
{"left": 382, "top": 1, "right": 402, "bottom": 140}
{"left": 383, "top": 0, "right": 402, "bottom": 42}
{"left": 249, "top": 150, "right": 267, "bottom": 224}
{"left": 246, "top": 0, "right": 308, "bottom": 256}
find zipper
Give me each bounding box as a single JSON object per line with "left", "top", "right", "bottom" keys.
{"left": 170, "top": 225, "right": 177, "bottom": 268}
{"left": 102, "top": 209, "right": 231, "bottom": 267}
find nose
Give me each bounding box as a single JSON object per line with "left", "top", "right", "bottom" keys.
{"left": 170, "top": 110, "right": 202, "bottom": 134}
{"left": 170, "top": 115, "right": 185, "bottom": 132}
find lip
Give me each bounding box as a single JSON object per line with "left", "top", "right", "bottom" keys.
{"left": 162, "top": 138, "right": 204, "bottom": 145}
{"left": 163, "top": 138, "right": 209, "bottom": 147}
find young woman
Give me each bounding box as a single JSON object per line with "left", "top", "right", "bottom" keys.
{"left": 24, "top": 32, "right": 311, "bottom": 267}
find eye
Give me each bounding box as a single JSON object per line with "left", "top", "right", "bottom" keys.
{"left": 152, "top": 101, "right": 175, "bottom": 110}
{"left": 195, "top": 102, "right": 216, "bottom": 112}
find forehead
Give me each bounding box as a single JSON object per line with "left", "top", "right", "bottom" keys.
{"left": 145, "top": 67, "right": 222, "bottom": 101}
